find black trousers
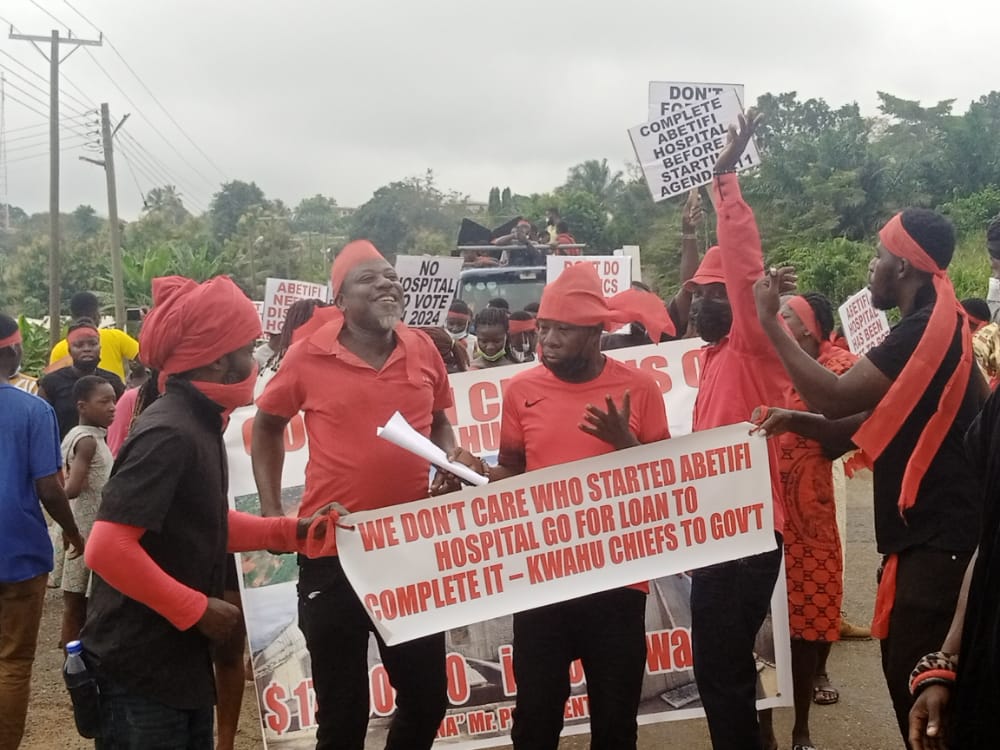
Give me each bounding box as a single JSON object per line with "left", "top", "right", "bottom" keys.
{"left": 297, "top": 556, "right": 447, "bottom": 750}
{"left": 690, "top": 534, "right": 783, "bottom": 750}
{"left": 879, "top": 546, "right": 971, "bottom": 749}
{"left": 510, "top": 587, "right": 648, "bottom": 750}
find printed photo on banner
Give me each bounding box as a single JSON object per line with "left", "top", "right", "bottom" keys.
{"left": 629, "top": 87, "right": 761, "bottom": 202}
{"left": 227, "top": 341, "right": 792, "bottom": 748}
{"left": 838, "top": 288, "right": 891, "bottom": 355}
{"left": 395, "top": 255, "right": 463, "bottom": 327}
{"left": 647, "top": 81, "right": 746, "bottom": 120}
{"left": 546, "top": 255, "right": 632, "bottom": 297}
{"left": 262, "top": 278, "right": 331, "bottom": 335}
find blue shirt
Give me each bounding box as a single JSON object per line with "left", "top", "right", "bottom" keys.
{"left": 0, "top": 383, "right": 62, "bottom": 582}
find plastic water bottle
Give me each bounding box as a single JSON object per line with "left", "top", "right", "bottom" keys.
{"left": 63, "top": 640, "right": 101, "bottom": 739}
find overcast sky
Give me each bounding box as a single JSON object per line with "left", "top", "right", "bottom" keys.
{"left": 1, "top": 0, "right": 999, "bottom": 220}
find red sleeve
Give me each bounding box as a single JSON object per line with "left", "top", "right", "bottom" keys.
{"left": 497, "top": 383, "right": 525, "bottom": 469}
{"left": 256, "top": 347, "right": 306, "bottom": 418}
{"left": 428, "top": 342, "right": 454, "bottom": 412}
{"left": 713, "top": 173, "right": 768, "bottom": 348}
{"left": 85, "top": 520, "right": 208, "bottom": 631}
{"left": 227, "top": 510, "right": 299, "bottom": 553}
{"left": 635, "top": 375, "right": 670, "bottom": 443}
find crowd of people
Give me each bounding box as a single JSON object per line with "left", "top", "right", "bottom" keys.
{"left": 3, "top": 108, "right": 1000, "bottom": 750}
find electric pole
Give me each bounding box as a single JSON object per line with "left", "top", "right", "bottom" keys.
{"left": 81, "top": 104, "right": 128, "bottom": 328}
{"left": 9, "top": 27, "right": 102, "bottom": 346}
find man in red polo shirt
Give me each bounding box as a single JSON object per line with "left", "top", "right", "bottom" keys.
{"left": 453, "top": 263, "right": 673, "bottom": 749}
{"left": 252, "top": 240, "right": 457, "bottom": 750}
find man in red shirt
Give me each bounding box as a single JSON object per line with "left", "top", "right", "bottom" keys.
{"left": 686, "top": 111, "right": 792, "bottom": 750}
{"left": 252, "top": 240, "right": 458, "bottom": 750}
{"left": 454, "top": 263, "right": 673, "bottom": 749}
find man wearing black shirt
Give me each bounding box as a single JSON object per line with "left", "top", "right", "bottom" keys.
{"left": 752, "top": 208, "right": 987, "bottom": 747}
{"left": 39, "top": 319, "right": 124, "bottom": 438}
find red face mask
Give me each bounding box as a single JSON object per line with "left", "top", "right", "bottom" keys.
{"left": 191, "top": 365, "right": 258, "bottom": 427}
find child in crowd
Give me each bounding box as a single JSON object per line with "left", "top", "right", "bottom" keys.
{"left": 57, "top": 375, "right": 116, "bottom": 646}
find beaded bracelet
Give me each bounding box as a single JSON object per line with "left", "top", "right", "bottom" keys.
{"left": 909, "top": 651, "right": 958, "bottom": 696}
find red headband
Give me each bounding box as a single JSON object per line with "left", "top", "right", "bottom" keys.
{"left": 67, "top": 326, "right": 99, "bottom": 345}
{"left": 785, "top": 295, "right": 834, "bottom": 359}
{"left": 0, "top": 329, "right": 22, "bottom": 349}
{"left": 853, "top": 213, "right": 971, "bottom": 516}
{"left": 508, "top": 318, "right": 537, "bottom": 334}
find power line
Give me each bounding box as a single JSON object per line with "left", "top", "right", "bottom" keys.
{"left": 64, "top": 1, "right": 226, "bottom": 182}
{"left": 0, "top": 61, "right": 94, "bottom": 118}
{"left": 6, "top": 141, "right": 89, "bottom": 165}
{"left": 5, "top": 92, "right": 48, "bottom": 119}
{"left": 5, "top": 112, "right": 92, "bottom": 134}
{"left": 28, "top": 0, "right": 67, "bottom": 30}
{"left": 6, "top": 131, "right": 90, "bottom": 154}
{"left": 117, "top": 135, "right": 207, "bottom": 211}
{"left": 4, "top": 121, "right": 95, "bottom": 144}
{"left": 118, "top": 129, "right": 206, "bottom": 201}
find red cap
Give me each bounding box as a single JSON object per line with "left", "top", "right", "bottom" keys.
{"left": 330, "top": 240, "right": 384, "bottom": 297}
{"left": 684, "top": 246, "right": 724, "bottom": 291}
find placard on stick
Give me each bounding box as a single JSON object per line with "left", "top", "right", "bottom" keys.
{"left": 838, "top": 288, "right": 891, "bottom": 355}
{"left": 546, "top": 255, "right": 633, "bottom": 296}
{"left": 261, "top": 278, "right": 330, "bottom": 335}
{"left": 394, "top": 255, "right": 463, "bottom": 327}
{"left": 629, "top": 87, "right": 760, "bottom": 202}
{"left": 648, "top": 81, "right": 745, "bottom": 120}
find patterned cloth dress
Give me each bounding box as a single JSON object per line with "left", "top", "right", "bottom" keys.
{"left": 779, "top": 347, "right": 857, "bottom": 641}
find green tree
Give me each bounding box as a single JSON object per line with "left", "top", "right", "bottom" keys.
{"left": 291, "top": 194, "right": 340, "bottom": 234}
{"left": 564, "top": 159, "right": 624, "bottom": 209}
{"left": 210, "top": 180, "right": 266, "bottom": 242}
{"left": 488, "top": 187, "right": 501, "bottom": 215}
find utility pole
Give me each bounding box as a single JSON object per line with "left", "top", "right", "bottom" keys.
{"left": 9, "top": 27, "right": 102, "bottom": 347}
{"left": 81, "top": 104, "right": 128, "bottom": 327}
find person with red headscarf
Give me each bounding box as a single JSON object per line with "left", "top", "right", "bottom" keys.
{"left": 747, "top": 292, "right": 858, "bottom": 750}
{"left": 753, "top": 208, "right": 988, "bottom": 746}
{"left": 80, "top": 275, "right": 339, "bottom": 749}
{"left": 449, "top": 261, "right": 672, "bottom": 749}
{"left": 253, "top": 240, "right": 458, "bottom": 750}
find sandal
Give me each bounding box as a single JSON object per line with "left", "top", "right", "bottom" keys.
{"left": 813, "top": 672, "right": 839, "bottom": 705}
{"left": 792, "top": 745, "right": 818, "bottom": 750}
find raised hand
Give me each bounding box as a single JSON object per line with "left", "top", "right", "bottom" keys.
{"left": 682, "top": 189, "right": 705, "bottom": 233}
{"left": 580, "top": 392, "right": 640, "bottom": 450}
{"left": 753, "top": 266, "right": 797, "bottom": 323}
{"left": 713, "top": 107, "right": 763, "bottom": 174}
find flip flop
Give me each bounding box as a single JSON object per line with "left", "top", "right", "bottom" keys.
{"left": 792, "top": 745, "right": 818, "bottom": 750}
{"left": 813, "top": 672, "right": 839, "bottom": 705}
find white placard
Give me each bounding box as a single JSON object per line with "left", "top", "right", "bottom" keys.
{"left": 629, "top": 88, "right": 760, "bottom": 203}
{"left": 338, "top": 425, "right": 775, "bottom": 646}
{"left": 648, "top": 81, "right": 746, "bottom": 120}
{"left": 395, "top": 255, "right": 463, "bottom": 327}
{"left": 546, "top": 255, "right": 633, "bottom": 297}
{"left": 838, "top": 288, "right": 891, "bottom": 355}
{"left": 261, "top": 278, "right": 330, "bottom": 335}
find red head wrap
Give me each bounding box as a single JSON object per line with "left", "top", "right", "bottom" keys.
{"left": 0, "top": 329, "right": 22, "bottom": 349}
{"left": 785, "top": 296, "right": 833, "bottom": 357}
{"left": 508, "top": 318, "right": 537, "bottom": 335}
{"left": 684, "top": 246, "right": 724, "bottom": 291}
{"left": 330, "top": 240, "right": 384, "bottom": 298}
{"left": 853, "top": 213, "right": 972, "bottom": 517}
{"left": 140, "top": 275, "right": 261, "bottom": 377}
{"left": 67, "top": 325, "right": 100, "bottom": 345}
{"left": 538, "top": 263, "right": 675, "bottom": 341}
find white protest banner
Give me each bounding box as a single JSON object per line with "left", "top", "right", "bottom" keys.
{"left": 228, "top": 341, "right": 791, "bottom": 748}
{"left": 629, "top": 87, "right": 760, "bottom": 203}
{"left": 838, "top": 288, "right": 891, "bottom": 355}
{"left": 648, "top": 81, "right": 745, "bottom": 120}
{"left": 262, "top": 278, "right": 330, "bottom": 335}
{"left": 395, "top": 255, "right": 463, "bottom": 327}
{"left": 546, "top": 255, "right": 633, "bottom": 297}
{"left": 338, "top": 425, "right": 774, "bottom": 646}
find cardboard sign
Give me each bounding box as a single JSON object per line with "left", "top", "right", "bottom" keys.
{"left": 395, "top": 255, "right": 463, "bottom": 327}
{"left": 546, "top": 255, "right": 633, "bottom": 297}
{"left": 648, "top": 81, "right": 746, "bottom": 120}
{"left": 339, "top": 425, "right": 775, "bottom": 646}
{"left": 629, "top": 88, "right": 760, "bottom": 202}
{"left": 838, "top": 288, "right": 891, "bottom": 355}
{"left": 262, "top": 278, "right": 329, "bottom": 335}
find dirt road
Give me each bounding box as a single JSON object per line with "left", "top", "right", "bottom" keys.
{"left": 21, "top": 471, "right": 902, "bottom": 749}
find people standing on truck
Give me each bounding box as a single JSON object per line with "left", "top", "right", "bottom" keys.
{"left": 550, "top": 221, "right": 580, "bottom": 256}
{"left": 494, "top": 220, "right": 545, "bottom": 266}
{"left": 470, "top": 307, "right": 515, "bottom": 369}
